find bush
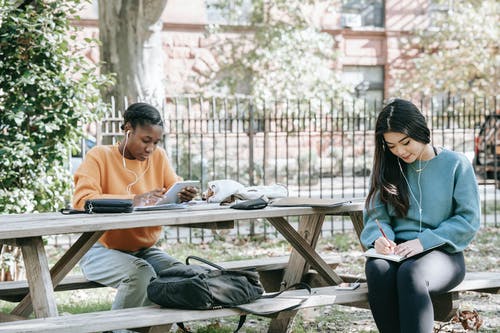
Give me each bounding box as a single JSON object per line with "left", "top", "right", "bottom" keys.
{"left": 0, "top": 0, "right": 111, "bottom": 213}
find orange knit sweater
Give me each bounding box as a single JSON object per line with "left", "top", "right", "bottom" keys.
{"left": 73, "top": 144, "right": 179, "bottom": 251}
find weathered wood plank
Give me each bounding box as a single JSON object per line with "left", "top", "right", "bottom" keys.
{"left": 11, "top": 232, "right": 103, "bottom": 317}
{"left": 0, "top": 254, "right": 341, "bottom": 301}
{"left": 0, "top": 287, "right": 362, "bottom": 333}
{"left": 15, "top": 237, "right": 58, "bottom": 318}
{"left": 0, "top": 203, "right": 364, "bottom": 240}
{"left": 450, "top": 271, "right": 500, "bottom": 293}
{"left": 266, "top": 217, "right": 343, "bottom": 285}
{"left": 1, "top": 275, "right": 499, "bottom": 333}
{"left": 349, "top": 211, "right": 366, "bottom": 250}
{"left": 267, "top": 214, "right": 326, "bottom": 332}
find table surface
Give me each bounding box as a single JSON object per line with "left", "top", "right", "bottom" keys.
{"left": 0, "top": 200, "right": 364, "bottom": 240}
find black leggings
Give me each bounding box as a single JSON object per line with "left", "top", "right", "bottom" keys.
{"left": 365, "top": 249, "right": 465, "bottom": 333}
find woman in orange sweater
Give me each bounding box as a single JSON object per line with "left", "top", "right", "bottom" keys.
{"left": 73, "top": 102, "right": 197, "bottom": 312}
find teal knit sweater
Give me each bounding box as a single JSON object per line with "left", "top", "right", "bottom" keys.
{"left": 361, "top": 148, "right": 481, "bottom": 253}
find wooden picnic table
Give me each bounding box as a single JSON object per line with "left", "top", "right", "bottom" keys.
{"left": 0, "top": 199, "right": 364, "bottom": 331}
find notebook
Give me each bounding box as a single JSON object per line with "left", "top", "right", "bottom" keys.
{"left": 363, "top": 248, "right": 406, "bottom": 262}
{"left": 269, "top": 197, "right": 352, "bottom": 208}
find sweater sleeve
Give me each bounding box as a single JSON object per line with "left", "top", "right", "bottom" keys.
{"left": 72, "top": 149, "right": 133, "bottom": 209}
{"left": 361, "top": 192, "right": 394, "bottom": 249}
{"left": 418, "top": 158, "right": 481, "bottom": 252}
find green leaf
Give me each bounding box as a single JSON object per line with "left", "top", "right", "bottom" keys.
{"left": 0, "top": 0, "right": 111, "bottom": 213}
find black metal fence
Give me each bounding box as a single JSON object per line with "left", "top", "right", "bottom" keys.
{"left": 89, "top": 96, "right": 499, "bottom": 242}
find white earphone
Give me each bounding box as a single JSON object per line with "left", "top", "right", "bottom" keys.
{"left": 398, "top": 158, "right": 423, "bottom": 233}
{"left": 122, "top": 130, "right": 131, "bottom": 169}
{"left": 121, "top": 129, "right": 150, "bottom": 194}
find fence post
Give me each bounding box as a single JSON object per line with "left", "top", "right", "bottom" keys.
{"left": 248, "top": 100, "right": 255, "bottom": 186}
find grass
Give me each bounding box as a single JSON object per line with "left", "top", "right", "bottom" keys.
{"left": 0, "top": 227, "right": 498, "bottom": 332}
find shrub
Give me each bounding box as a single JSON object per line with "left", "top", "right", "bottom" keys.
{"left": 0, "top": 0, "right": 111, "bottom": 213}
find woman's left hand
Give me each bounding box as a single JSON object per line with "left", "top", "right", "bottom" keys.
{"left": 394, "top": 239, "right": 424, "bottom": 258}
{"left": 178, "top": 186, "right": 198, "bottom": 202}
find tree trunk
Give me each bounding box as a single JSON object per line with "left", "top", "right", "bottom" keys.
{"left": 98, "top": 0, "right": 167, "bottom": 113}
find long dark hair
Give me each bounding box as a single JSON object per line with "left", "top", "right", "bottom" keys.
{"left": 365, "top": 98, "right": 430, "bottom": 217}
{"left": 120, "top": 103, "right": 163, "bottom": 130}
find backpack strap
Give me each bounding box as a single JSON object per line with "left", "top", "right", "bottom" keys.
{"left": 260, "top": 282, "right": 311, "bottom": 299}
{"left": 176, "top": 322, "right": 191, "bottom": 333}
{"left": 234, "top": 315, "right": 247, "bottom": 333}
{"left": 185, "top": 255, "right": 225, "bottom": 270}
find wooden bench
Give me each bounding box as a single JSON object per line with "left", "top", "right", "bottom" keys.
{"left": 0, "top": 254, "right": 342, "bottom": 302}
{"left": 0, "top": 271, "right": 498, "bottom": 333}
{"left": 2, "top": 251, "right": 497, "bottom": 328}
{"left": 0, "top": 284, "right": 368, "bottom": 333}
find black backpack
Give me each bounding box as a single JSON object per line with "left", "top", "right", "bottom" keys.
{"left": 147, "top": 255, "right": 264, "bottom": 310}
{"left": 147, "top": 256, "right": 310, "bottom": 333}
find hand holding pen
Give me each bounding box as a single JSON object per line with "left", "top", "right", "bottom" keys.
{"left": 374, "top": 219, "right": 396, "bottom": 254}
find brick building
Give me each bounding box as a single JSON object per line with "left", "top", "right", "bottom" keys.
{"left": 75, "top": 0, "right": 435, "bottom": 100}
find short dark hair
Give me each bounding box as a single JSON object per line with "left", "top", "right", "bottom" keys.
{"left": 120, "top": 103, "right": 163, "bottom": 130}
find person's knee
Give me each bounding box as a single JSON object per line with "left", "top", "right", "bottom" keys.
{"left": 125, "top": 258, "right": 157, "bottom": 287}
{"left": 365, "top": 259, "right": 392, "bottom": 279}
{"left": 397, "top": 262, "right": 425, "bottom": 290}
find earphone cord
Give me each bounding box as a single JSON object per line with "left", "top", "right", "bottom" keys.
{"left": 122, "top": 132, "right": 150, "bottom": 195}
{"left": 398, "top": 159, "right": 423, "bottom": 233}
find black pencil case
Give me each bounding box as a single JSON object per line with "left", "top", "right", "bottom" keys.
{"left": 61, "top": 199, "right": 134, "bottom": 214}
{"left": 84, "top": 199, "right": 134, "bottom": 213}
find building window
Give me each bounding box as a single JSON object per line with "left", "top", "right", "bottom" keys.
{"left": 427, "top": 0, "right": 453, "bottom": 30}
{"left": 342, "top": 66, "right": 384, "bottom": 102}
{"left": 206, "top": 0, "right": 253, "bottom": 25}
{"left": 341, "top": 0, "right": 384, "bottom": 28}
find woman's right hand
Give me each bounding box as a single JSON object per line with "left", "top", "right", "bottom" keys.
{"left": 374, "top": 236, "right": 396, "bottom": 254}
{"left": 133, "top": 188, "right": 166, "bottom": 207}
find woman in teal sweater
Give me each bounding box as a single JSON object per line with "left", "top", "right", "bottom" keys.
{"left": 361, "top": 98, "right": 480, "bottom": 333}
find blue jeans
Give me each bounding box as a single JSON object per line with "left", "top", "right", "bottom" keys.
{"left": 80, "top": 242, "right": 181, "bottom": 310}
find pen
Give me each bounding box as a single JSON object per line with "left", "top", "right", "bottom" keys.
{"left": 375, "top": 218, "right": 389, "bottom": 240}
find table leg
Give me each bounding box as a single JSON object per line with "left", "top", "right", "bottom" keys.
{"left": 266, "top": 215, "right": 343, "bottom": 285}
{"left": 348, "top": 211, "right": 366, "bottom": 250}
{"left": 11, "top": 231, "right": 103, "bottom": 318}
{"left": 14, "top": 237, "right": 58, "bottom": 318}
{"left": 266, "top": 214, "right": 343, "bottom": 333}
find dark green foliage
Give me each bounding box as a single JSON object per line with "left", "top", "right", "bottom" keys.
{"left": 0, "top": 0, "right": 111, "bottom": 213}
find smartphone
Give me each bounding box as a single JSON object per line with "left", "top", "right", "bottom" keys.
{"left": 334, "top": 282, "right": 360, "bottom": 290}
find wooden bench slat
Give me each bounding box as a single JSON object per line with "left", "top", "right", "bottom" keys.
{"left": 0, "top": 255, "right": 341, "bottom": 302}
{"left": 450, "top": 271, "right": 500, "bottom": 292}
{"left": 0, "top": 286, "right": 364, "bottom": 333}
{"left": 0, "top": 271, "right": 498, "bottom": 332}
